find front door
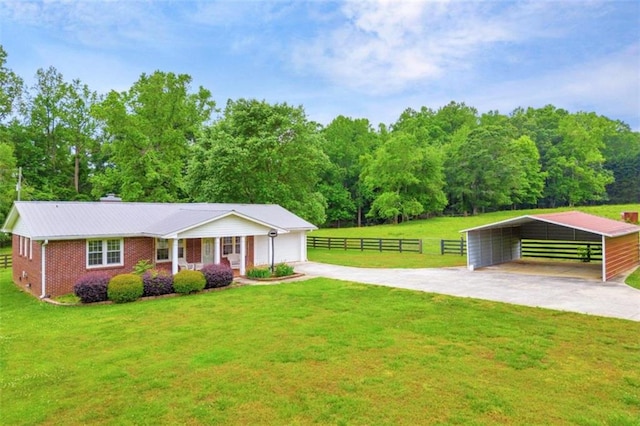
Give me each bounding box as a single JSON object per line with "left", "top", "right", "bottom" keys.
{"left": 202, "top": 238, "right": 214, "bottom": 264}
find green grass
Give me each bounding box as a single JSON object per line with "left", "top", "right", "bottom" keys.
{"left": 1, "top": 268, "right": 639, "bottom": 425}
{"left": 626, "top": 267, "right": 640, "bottom": 290}
{"left": 309, "top": 204, "right": 640, "bottom": 268}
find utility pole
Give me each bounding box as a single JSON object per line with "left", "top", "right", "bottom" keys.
{"left": 16, "top": 167, "right": 22, "bottom": 201}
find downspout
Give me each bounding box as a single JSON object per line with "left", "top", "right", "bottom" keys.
{"left": 41, "top": 240, "right": 49, "bottom": 298}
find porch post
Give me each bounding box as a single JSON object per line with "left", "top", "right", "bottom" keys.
{"left": 240, "top": 236, "right": 246, "bottom": 276}
{"left": 214, "top": 237, "right": 221, "bottom": 264}
{"left": 171, "top": 238, "right": 179, "bottom": 275}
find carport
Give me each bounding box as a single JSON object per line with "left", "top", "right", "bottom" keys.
{"left": 461, "top": 211, "right": 640, "bottom": 282}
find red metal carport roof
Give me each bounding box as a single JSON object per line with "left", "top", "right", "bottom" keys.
{"left": 461, "top": 211, "right": 640, "bottom": 238}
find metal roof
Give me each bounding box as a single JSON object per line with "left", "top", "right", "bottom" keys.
{"left": 461, "top": 211, "right": 640, "bottom": 238}
{"left": 1, "top": 201, "right": 317, "bottom": 240}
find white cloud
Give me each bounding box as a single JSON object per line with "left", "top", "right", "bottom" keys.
{"left": 291, "top": 0, "right": 604, "bottom": 95}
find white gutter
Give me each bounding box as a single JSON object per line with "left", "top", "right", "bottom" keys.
{"left": 41, "top": 239, "right": 49, "bottom": 298}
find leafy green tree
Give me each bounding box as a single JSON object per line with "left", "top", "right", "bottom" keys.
{"left": 509, "top": 135, "right": 546, "bottom": 207}
{"left": 362, "top": 132, "right": 447, "bottom": 223}
{"left": 603, "top": 122, "right": 640, "bottom": 203}
{"left": 0, "top": 45, "right": 23, "bottom": 121}
{"left": 65, "top": 79, "right": 99, "bottom": 196}
{"left": 544, "top": 113, "right": 614, "bottom": 206}
{"left": 0, "top": 142, "right": 17, "bottom": 219}
{"left": 321, "top": 116, "right": 379, "bottom": 226}
{"left": 186, "top": 99, "right": 329, "bottom": 225}
{"left": 445, "top": 126, "right": 523, "bottom": 214}
{"left": 22, "top": 67, "right": 76, "bottom": 199}
{"left": 91, "top": 71, "right": 214, "bottom": 201}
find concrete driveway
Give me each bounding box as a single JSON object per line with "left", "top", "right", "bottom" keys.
{"left": 292, "top": 262, "right": 640, "bottom": 322}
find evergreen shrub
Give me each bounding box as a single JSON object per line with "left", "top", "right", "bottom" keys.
{"left": 142, "top": 269, "right": 174, "bottom": 296}
{"left": 200, "top": 264, "right": 234, "bottom": 289}
{"left": 74, "top": 272, "right": 110, "bottom": 303}
{"left": 108, "top": 273, "right": 144, "bottom": 303}
{"left": 173, "top": 270, "right": 206, "bottom": 294}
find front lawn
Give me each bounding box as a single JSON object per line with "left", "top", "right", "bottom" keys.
{"left": 1, "top": 269, "right": 638, "bottom": 425}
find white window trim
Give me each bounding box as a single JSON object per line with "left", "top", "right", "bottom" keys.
{"left": 19, "top": 236, "right": 23, "bottom": 257}
{"left": 29, "top": 238, "right": 32, "bottom": 260}
{"left": 222, "top": 236, "right": 241, "bottom": 257}
{"left": 86, "top": 239, "right": 124, "bottom": 268}
{"left": 155, "top": 238, "right": 184, "bottom": 263}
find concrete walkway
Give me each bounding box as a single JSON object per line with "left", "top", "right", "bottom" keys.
{"left": 292, "top": 262, "right": 640, "bottom": 322}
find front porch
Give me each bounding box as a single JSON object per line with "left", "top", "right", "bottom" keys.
{"left": 155, "top": 236, "right": 257, "bottom": 277}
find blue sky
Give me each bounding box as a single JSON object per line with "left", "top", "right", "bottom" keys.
{"left": 1, "top": 0, "right": 639, "bottom": 129}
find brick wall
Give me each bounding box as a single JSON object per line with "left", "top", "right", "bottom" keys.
{"left": 12, "top": 234, "right": 43, "bottom": 297}
{"left": 42, "top": 237, "right": 153, "bottom": 296}
{"left": 11, "top": 235, "right": 259, "bottom": 298}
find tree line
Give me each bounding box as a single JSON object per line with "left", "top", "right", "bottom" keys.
{"left": 1, "top": 46, "right": 638, "bottom": 233}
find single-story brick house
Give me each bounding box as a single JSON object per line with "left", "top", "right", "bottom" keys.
{"left": 1, "top": 200, "right": 317, "bottom": 298}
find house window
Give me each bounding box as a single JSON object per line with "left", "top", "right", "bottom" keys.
{"left": 222, "top": 237, "right": 241, "bottom": 256}
{"left": 156, "top": 239, "right": 184, "bottom": 262}
{"left": 87, "top": 239, "right": 123, "bottom": 267}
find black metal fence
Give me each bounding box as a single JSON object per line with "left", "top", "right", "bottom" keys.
{"left": 521, "top": 240, "right": 603, "bottom": 262}
{"left": 307, "top": 236, "right": 423, "bottom": 253}
{"left": 1, "top": 254, "right": 12, "bottom": 269}
{"left": 440, "top": 239, "right": 466, "bottom": 255}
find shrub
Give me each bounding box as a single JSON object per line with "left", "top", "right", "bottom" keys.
{"left": 246, "top": 267, "right": 272, "bottom": 279}
{"left": 275, "top": 263, "right": 294, "bottom": 277}
{"left": 173, "top": 270, "right": 206, "bottom": 294}
{"left": 142, "top": 269, "right": 174, "bottom": 297}
{"left": 133, "top": 259, "right": 153, "bottom": 275}
{"left": 73, "top": 272, "right": 110, "bottom": 303}
{"left": 108, "top": 274, "right": 144, "bottom": 303}
{"left": 201, "top": 263, "right": 234, "bottom": 289}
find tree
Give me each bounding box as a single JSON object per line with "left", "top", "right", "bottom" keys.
{"left": 603, "top": 122, "right": 640, "bottom": 203}
{"left": 0, "top": 45, "right": 23, "bottom": 122}
{"left": 362, "top": 132, "right": 447, "bottom": 223}
{"left": 186, "top": 99, "right": 329, "bottom": 225}
{"left": 22, "top": 67, "right": 75, "bottom": 199}
{"left": 321, "top": 116, "right": 379, "bottom": 226}
{"left": 509, "top": 135, "right": 546, "bottom": 207}
{"left": 0, "top": 142, "right": 17, "bottom": 222}
{"left": 445, "top": 126, "right": 522, "bottom": 214}
{"left": 544, "top": 113, "right": 614, "bottom": 206}
{"left": 91, "top": 71, "right": 214, "bottom": 201}
{"left": 65, "top": 79, "right": 99, "bottom": 196}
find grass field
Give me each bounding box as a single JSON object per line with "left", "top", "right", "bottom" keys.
{"left": 1, "top": 268, "right": 639, "bottom": 425}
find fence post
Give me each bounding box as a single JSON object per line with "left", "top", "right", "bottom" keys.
{"left": 379, "top": 239, "right": 382, "bottom": 252}
{"left": 440, "top": 239, "right": 444, "bottom": 255}
{"left": 460, "top": 238, "right": 464, "bottom": 256}
{"left": 328, "top": 237, "right": 331, "bottom": 250}
{"left": 360, "top": 238, "right": 364, "bottom": 251}
{"left": 419, "top": 239, "right": 423, "bottom": 254}
{"left": 399, "top": 239, "right": 403, "bottom": 253}
{"left": 344, "top": 238, "right": 347, "bottom": 250}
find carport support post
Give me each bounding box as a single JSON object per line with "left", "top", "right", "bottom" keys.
{"left": 601, "top": 235, "right": 606, "bottom": 282}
